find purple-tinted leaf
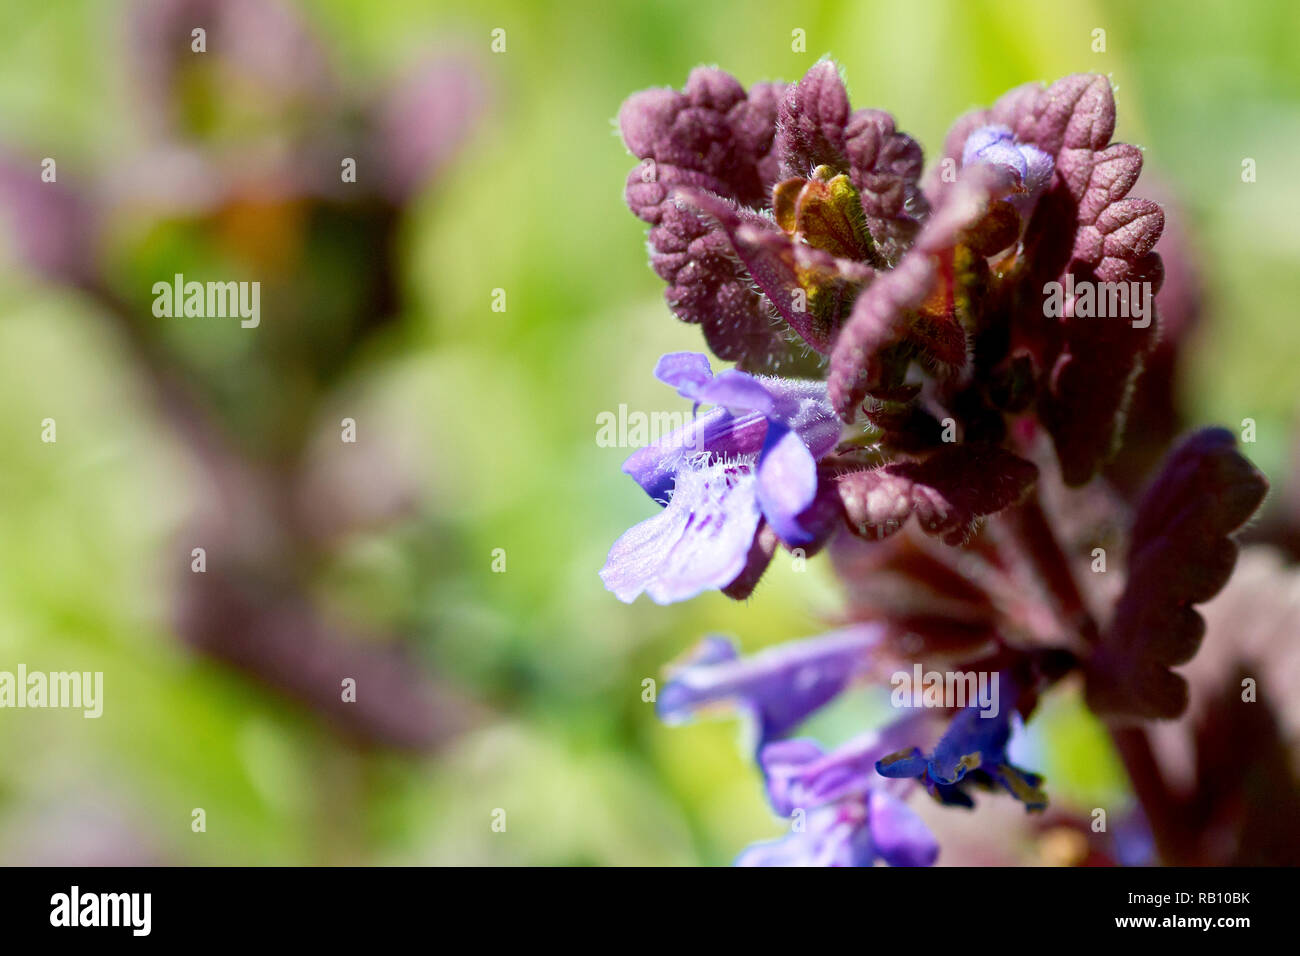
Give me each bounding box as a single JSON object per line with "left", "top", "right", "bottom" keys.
{"left": 1104, "top": 183, "right": 1206, "bottom": 495}
{"left": 827, "top": 253, "right": 937, "bottom": 420}
{"left": 777, "top": 61, "right": 926, "bottom": 264}
{"left": 837, "top": 444, "right": 1038, "bottom": 546}
{"left": 634, "top": 189, "right": 794, "bottom": 370}
{"left": 936, "top": 75, "right": 1165, "bottom": 485}
{"left": 620, "top": 70, "right": 804, "bottom": 370}
{"left": 836, "top": 467, "right": 916, "bottom": 541}
{"left": 829, "top": 528, "right": 1002, "bottom": 661}
{"left": 844, "top": 108, "right": 927, "bottom": 261}
{"left": 918, "top": 162, "right": 1020, "bottom": 252}
{"left": 1037, "top": 279, "right": 1157, "bottom": 487}
{"left": 827, "top": 165, "right": 1016, "bottom": 419}
{"left": 675, "top": 187, "right": 868, "bottom": 353}
{"left": 619, "top": 67, "right": 765, "bottom": 206}
{"left": 730, "top": 81, "right": 788, "bottom": 190}
{"left": 1003, "top": 75, "right": 1164, "bottom": 485}
{"left": 776, "top": 60, "right": 851, "bottom": 178}
{"left": 1085, "top": 429, "right": 1268, "bottom": 719}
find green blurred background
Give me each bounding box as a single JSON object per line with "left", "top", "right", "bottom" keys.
{"left": 0, "top": 0, "right": 1296, "bottom": 865}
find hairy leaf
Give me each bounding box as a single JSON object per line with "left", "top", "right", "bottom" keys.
{"left": 620, "top": 69, "right": 809, "bottom": 370}
{"left": 837, "top": 443, "right": 1038, "bottom": 545}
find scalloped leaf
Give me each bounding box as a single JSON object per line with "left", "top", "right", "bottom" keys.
{"left": 776, "top": 60, "right": 851, "bottom": 177}
{"left": 836, "top": 444, "right": 1038, "bottom": 546}
{"left": 1085, "top": 429, "right": 1268, "bottom": 720}
{"left": 620, "top": 70, "right": 822, "bottom": 371}
{"left": 940, "top": 74, "right": 1167, "bottom": 486}
{"left": 844, "top": 108, "right": 927, "bottom": 262}
{"left": 828, "top": 164, "right": 1015, "bottom": 419}
{"left": 675, "top": 187, "right": 871, "bottom": 353}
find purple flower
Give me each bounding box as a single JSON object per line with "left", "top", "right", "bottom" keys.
{"left": 876, "top": 677, "right": 1048, "bottom": 811}
{"left": 656, "top": 627, "right": 882, "bottom": 744}
{"left": 738, "top": 725, "right": 939, "bottom": 866}
{"left": 961, "top": 124, "right": 1054, "bottom": 218}
{"left": 599, "top": 352, "right": 841, "bottom": 604}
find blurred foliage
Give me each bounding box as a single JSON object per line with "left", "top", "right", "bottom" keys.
{"left": 0, "top": 0, "right": 1296, "bottom": 865}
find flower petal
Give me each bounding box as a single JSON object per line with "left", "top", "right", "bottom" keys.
{"left": 762, "top": 377, "right": 842, "bottom": 460}
{"left": 875, "top": 747, "right": 928, "bottom": 778}
{"left": 756, "top": 423, "right": 819, "bottom": 545}
{"left": 620, "top": 370, "right": 838, "bottom": 503}
{"left": 761, "top": 720, "right": 927, "bottom": 817}
{"left": 620, "top": 406, "right": 767, "bottom": 501}
{"left": 868, "top": 790, "right": 940, "bottom": 867}
{"left": 735, "top": 807, "right": 861, "bottom": 867}
{"left": 960, "top": 124, "right": 1014, "bottom": 166}
{"left": 657, "top": 625, "right": 883, "bottom": 742}
{"left": 653, "top": 351, "right": 714, "bottom": 394}
{"left": 962, "top": 125, "right": 1028, "bottom": 179}
{"left": 599, "top": 461, "right": 760, "bottom": 604}
{"left": 693, "top": 369, "right": 777, "bottom": 415}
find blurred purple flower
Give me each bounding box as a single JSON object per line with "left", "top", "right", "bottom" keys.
{"left": 656, "top": 627, "right": 882, "bottom": 744}
{"left": 0, "top": 154, "right": 98, "bottom": 287}
{"left": 739, "top": 726, "right": 938, "bottom": 866}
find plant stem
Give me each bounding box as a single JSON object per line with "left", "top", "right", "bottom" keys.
{"left": 997, "top": 489, "right": 1099, "bottom": 648}
{"left": 1109, "top": 725, "right": 1191, "bottom": 865}
{"left": 1000, "top": 489, "right": 1189, "bottom": 864}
